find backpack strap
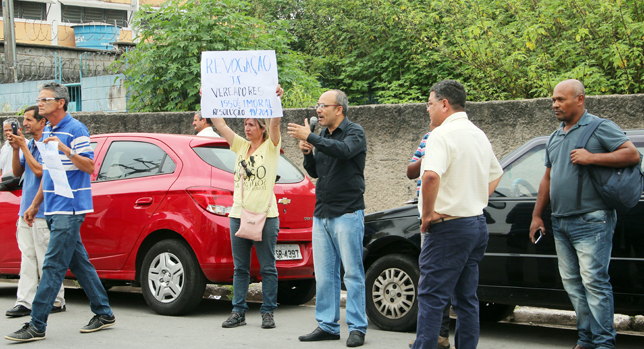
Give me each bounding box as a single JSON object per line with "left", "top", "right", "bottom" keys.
{"left": 575, "top": 118, "right": 605, "bottom": 209}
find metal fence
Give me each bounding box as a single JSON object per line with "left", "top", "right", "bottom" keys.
{"left": 0, "top": 49, "right": 125, "bottom": 84}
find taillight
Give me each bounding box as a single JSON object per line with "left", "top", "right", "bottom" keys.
{"left": 186, "top": 186, "right": 233, "bottom": 216}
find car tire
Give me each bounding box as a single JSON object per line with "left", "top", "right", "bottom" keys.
{"left": 277, "top": 279, "right": 316, "bottom": 305}
{"left": 141, "top": 239, "right": 206, "bottom": 316}
{"left": 366, "top": 254, "right": 419, "bottom": 332}
{"left": 479, "top": 302, "right": 515, "bottom": 322}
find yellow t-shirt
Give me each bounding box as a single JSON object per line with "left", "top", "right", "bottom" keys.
{"left": 229, "top": 134, "right": 281, "bottom": 218}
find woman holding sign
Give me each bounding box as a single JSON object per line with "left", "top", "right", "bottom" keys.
{"left": 212, "top": 85, "right": 283, "bottom": 330}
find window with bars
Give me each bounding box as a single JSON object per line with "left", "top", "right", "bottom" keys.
{"left": 1, "top": 1, "right": 47, "bottom": 20}
{"left": 61, "top": 5, "right": 128, "bottom": 27}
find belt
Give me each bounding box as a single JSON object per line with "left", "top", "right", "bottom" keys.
{"left": 430, "top": 216, "right": 463, "bottom": 225}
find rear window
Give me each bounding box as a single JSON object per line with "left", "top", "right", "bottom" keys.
{"left": 193, "top": 146, "right": 305, "bottom": 184}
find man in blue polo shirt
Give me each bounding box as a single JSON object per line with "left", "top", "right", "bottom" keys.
{"left": 5, "top": 83, "right": 115, "bottom": 342}
{"left": 5, "top": 106, "right": 66, "bottom": 318}
{"left": 530, "top": 79, "right": 640, "bottom": 349}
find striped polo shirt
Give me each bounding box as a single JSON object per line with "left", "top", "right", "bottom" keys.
{"left": 42, "top": 113, "right": 94, "bottom": 215}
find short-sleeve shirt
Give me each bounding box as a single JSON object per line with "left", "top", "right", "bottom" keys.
{"left": 229, "top": 134, "right": 281, "bottom": 218}
{"left": 18, "top": 137, "right": 45, "bottom": 219}
{"left": 410, "top": 131, "right": 431, "bottom": 196}
{"left": 42, "top": 114, "right": 94, "bottom": 215}
{"left": 545, "top": 110, "right": 629, "bottom": 217}
{"left": 0, "top": 141, "right": 14, "bottom": 175}
{"left": 419, "top": 112, "right": 503, "bottom": 217}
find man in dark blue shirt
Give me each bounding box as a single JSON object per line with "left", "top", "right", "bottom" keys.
{"left": 288, "top": 90, "right": 368, "bottom": 347}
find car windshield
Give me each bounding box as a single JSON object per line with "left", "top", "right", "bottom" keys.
{"left": 193, "top": 146, "right": 305, "bottom": 184}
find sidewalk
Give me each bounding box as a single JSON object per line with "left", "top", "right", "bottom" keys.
{"left": 3, "top": 280, "right": 643, "bottom": 334}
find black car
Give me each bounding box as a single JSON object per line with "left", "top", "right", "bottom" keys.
{"left": 362, "top": 131, "right": 644, "bottom": 332}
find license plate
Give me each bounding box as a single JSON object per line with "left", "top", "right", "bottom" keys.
{"left": 274, "top": 244, "right": 302, "bottom": 260}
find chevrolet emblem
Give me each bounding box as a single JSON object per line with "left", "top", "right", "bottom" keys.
{"left": 278, "top": 198, "right": 291, "bottom": 205}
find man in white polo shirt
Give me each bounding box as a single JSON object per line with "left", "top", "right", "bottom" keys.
{"left": 413, "top": 80, "right": 503, "bottom": 349}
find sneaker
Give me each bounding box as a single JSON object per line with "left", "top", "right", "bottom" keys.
{"left": 222, "top": 311, "right": 246, "bottom": 328}
{"left": 4, "top": 323, "right": 45, "bottom": 342}
{"left": 261, "top": 312, "right": 275, "bottom": 329}
{"left": 51, "top": 304, "right": 66, "bottom": 314}
{"left": 6, "top": 305, "right": 31, "bottom": 317}
{"left": 80, "top": 314, "right": 116, "bottom": 333}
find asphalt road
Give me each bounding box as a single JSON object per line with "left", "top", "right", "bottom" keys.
{"left": 0, "top": 283, "right": 642, "bottom": 348}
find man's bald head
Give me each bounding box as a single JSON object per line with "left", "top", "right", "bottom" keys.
{"left": 555, "top": 79, "right": 585, "bottom": 99}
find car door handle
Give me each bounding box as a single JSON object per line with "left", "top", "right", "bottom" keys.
{"left": 135, "top": 197, "right": 154, "bottom": 207}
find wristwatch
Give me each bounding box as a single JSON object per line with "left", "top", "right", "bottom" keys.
{"left": 67, "top": 148, "right": 76, "bottom": 159}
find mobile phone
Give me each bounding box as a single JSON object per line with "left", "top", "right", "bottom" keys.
{"left": 534, "top": 229, "right": 544, "bottom": 244}
{"left": 10, "top": 121, "right": 19, "bottom": 136}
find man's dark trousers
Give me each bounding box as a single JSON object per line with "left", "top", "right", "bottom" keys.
{"left": 413, "top": 215, "right": 488, "bottom": 349}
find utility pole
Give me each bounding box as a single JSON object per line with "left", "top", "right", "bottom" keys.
{"left": 2, "top": 0, "right": 18, "bottom": 83}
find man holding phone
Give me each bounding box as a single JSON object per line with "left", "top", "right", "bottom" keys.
{"left": 529, "top": 80, "right": 640, "bottom": 349}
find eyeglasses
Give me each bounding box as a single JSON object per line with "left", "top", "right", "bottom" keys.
{"left": 313, "top": 103, "right": 340, "bottom": 110}
{"left": 35, "top": 98, "right": 59, "bottom": 104}
{"left": 426, "top": 99, "right": 444, "bottom": 109}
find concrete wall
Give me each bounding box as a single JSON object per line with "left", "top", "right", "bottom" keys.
{"left": 0, "top": 74, "right": 125, "bottom": 112}
{"left": 81, "top": 74, "right": 127, "bottom": 112}
{"left": 2, "top": 94, "right": 643, "bottom": 213}
{"left": 0, "top": 81, "right": 45, "bottom": 112}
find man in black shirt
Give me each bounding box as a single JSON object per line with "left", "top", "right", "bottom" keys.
{"left": 287, "top": 90, "right": 368, "bottom": 347}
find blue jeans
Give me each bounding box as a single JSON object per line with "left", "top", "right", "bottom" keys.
{"left": 552, "top": 209, "right": 617, "bottom": 349}
{"left": 312, "top": 210, "right": 367, "bottom": 335}
{"left": 413, "top": 215, "right": 488, "bottom": 349}
{"left": 229, "top": 217, "right": 279, "bottom": 314}
{"left": 30, "top": 214, "right": 112, "bottom": 332}
{"left": 421, "top": 231, "right": 452, "bottom": 338}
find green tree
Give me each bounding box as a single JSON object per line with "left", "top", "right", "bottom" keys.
{"left": 286, "top": 0, "right": 644, "bottom": 103}
{"left": 114, "top": 0, "right": 323, "bottom": 112}
{"left": 418, "top": 0, "right": 644, "bottom": 100}
{"left": 291, "top": 0, "right": 451, "bottom": 104}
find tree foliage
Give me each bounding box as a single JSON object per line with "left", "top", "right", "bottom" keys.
{"left": 291, "top": 0, "right": 643, "bottom": 103}
{"left": 429, "top": 0, "right": 644, "bottom": 100}
{"left": 115, "top": 0, "right": 323, "bottom": 112}
{"left": 116, "top": 0, "right": 644, "bottom": 111}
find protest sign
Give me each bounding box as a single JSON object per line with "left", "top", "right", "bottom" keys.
{"left": 36, "top": 141, "right": 74, "bottom": 199}
{"left": 200, "top": 50, "right": 282, "bottom": 119}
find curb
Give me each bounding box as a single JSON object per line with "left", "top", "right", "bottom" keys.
{"left": 510, "top": 306, "right": 644, "bottom": 333}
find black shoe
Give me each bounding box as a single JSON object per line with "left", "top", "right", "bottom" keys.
{"left": 5, "top": 305, "right": 31, "bottom": 317}
{"left": 80, "top": 314, "right": 116, "bottom": 333}
{"left": 222, "top": 312, "right": 246, "bottom": 328}
{"left": 4, "top": 323, "right": 45, "bottom": 342}
{"left": 347, "top": 331, "right": 365, "bottom": 347}
{"left": 298, "top": 327, "right": 340, "bottom": 341}
{"left": 51, "top": 304, "right": 66, "bottom": 314}
{"left": 261, "top": 312, "right": 275, "bottom": 329}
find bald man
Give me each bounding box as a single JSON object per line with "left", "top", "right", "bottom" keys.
{"left": 529, "top": 80, "right": 640, "bottom": 349}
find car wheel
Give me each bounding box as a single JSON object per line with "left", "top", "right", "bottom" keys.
{"left": 366, "top": 254, "right": 419, "bottom": 332}
{"left": 141, "top": 239, "right": 206, "bottom": 316}
{"left": 277, "top": 279, "right": 316, "bottom": 305}
{"left": 479, "top": 302, "right": 515, "bottom": 322}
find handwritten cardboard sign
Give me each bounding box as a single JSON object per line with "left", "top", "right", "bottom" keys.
{"left": 36, "top": 141, "right": 74, "bottom": 199}
{"left": 200, "top": 50, "right": 282, "bottom": 119}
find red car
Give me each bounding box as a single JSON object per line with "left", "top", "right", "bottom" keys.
{"left": 0, "top": 133, "right": 316, "bottom": 315}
